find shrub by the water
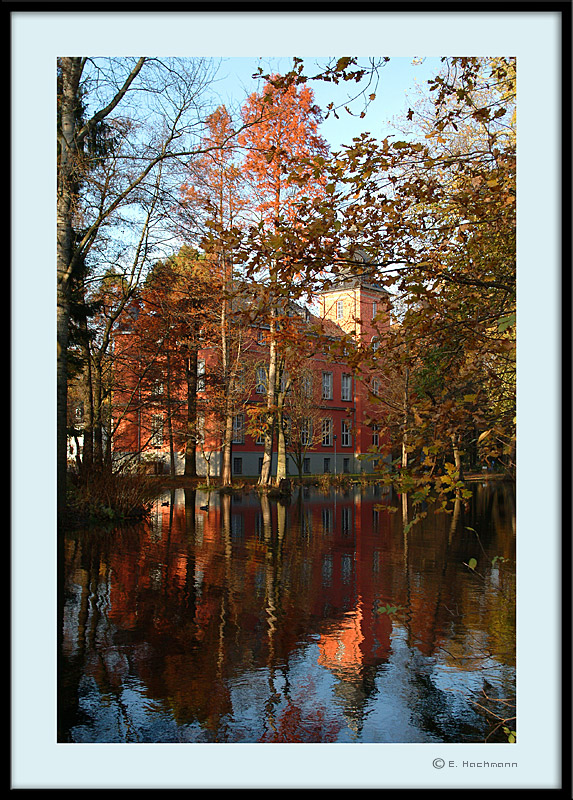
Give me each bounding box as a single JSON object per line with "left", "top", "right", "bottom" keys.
{"left": 67, "top": 471, "right": 158, "bottom": 523}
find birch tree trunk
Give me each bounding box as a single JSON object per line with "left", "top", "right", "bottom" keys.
{"left": 258, "top": 307, "right": 278, "bottom": 487}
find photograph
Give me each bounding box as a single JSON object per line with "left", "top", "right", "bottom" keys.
{"left": 11, "top": 5, "right": 567, "bottom": 792}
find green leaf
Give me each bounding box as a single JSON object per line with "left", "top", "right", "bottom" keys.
{"left": 468, "top": 558, "right": 477, "bottom": 571}
{"left": 498, "top": 313, "right": 516, "bottom": 333}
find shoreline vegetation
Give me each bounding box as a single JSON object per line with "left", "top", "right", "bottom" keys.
{"left": 64, "top": 468, "right": 512, "bottom": 526}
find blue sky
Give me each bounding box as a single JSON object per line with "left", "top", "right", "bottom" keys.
{"left": 208, "top": 56, "right": 444, "bottom": 151}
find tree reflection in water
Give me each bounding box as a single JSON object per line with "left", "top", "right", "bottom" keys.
{"left": 59, "top": 482, "right": 516, "bottom": 743}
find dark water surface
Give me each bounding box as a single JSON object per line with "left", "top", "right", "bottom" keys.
{"left": 59, "top": 482, "right": 515, "bottom": 743}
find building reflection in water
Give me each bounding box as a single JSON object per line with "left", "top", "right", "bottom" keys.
{"left": 60, "top": 482, "right": 516, "bottom": 743}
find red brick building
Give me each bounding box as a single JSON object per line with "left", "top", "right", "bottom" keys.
{"left": 112, "top": 270, "right": 392, "bottom": 477}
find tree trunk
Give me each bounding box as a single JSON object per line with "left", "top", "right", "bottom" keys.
{"left": 401, "top": 365, "right": 410, "bottom": 470}
{"left": 221, "top": 411, "right": 234, "bottom": 487}
{"left": 184, "top": 347, "right": 198, "bottom": 477}
{"left": 258, "top": 309, "right": 278, "bottom": 487}
{"left": 78, "top": 315, "right": 94, "bottom": 476}
{"left": 451, "top": 432, "right": 464, "bottom": 482}
{"left": 275, "top": 408, "right": 287, "bottom": 486}
{"left": 166, "top": 347, "right": 176, "bottom": 477}
{"left": 57, "top": 57, "right": 83, "bottom": 516}
{"left": 92, "top": 356, "right": 104, "bottom": 471}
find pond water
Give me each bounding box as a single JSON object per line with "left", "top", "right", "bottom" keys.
{"left": 59, "top": 481, "right": 515, "bottom": 744}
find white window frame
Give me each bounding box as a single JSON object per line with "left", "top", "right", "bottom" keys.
{"left": 372, "top": 424, "right": 379, "bottom": 447}
{"left": 372, "top": 300, "right": 377, "bottom": 318}
{"left": 336, "top": 299, "right": 344, "bottom": 319}
{"left": 322, "top": 417, "right": 333, "bottom": 446}
{"left": 341, "top": 373, "right": 352, "bottom": 401}
{"left": 301, "top": 372, "right": 312, "bottom": 398}
{"left": 341, "top": 419, "right": 352, "bottom": 447}
{"left": 197, "top": 359, "right": 206, "bottom": 392}
{"left": 232, "top": 413, "right": 245, "bottom": 444}
{"left": 322, "top": 371, "right": 333, "bottom": 400}
{"left": 255, "top": 366, "right": 267, "bottom": 394}
{"left": 301, "top": 418, "right": 312, "bottom": 446}
{"left": 151, "top": 414, "right": 163, "bottom": 448}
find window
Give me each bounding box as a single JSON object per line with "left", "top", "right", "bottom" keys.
{"left": 372, "top": 336, "right": 380, "bottom": 353}
{"left": 197, "top": 414, "right": 205, "bottom": 445}
{"left": 258, "top": 457, "right": 264, "bottom": 474}
{"left": 341, "top": 552, "right": 353, "bottom": 582}
{"left": 255, "top": 366, "right": 267, "bottom": 394}
{"left": 322, "top": 507, "right": 332, "bottom": 532}
{"left": 343, "top": 457, "right": 350, "bottom": 474}
{"left": 197, "top": 360, "right": 206, "bottom": 391}
{"left": 232, "top": 413, "right": 245, "bottom": 444}
{"left": 231, "top": 514, "right": 244, "bottom": 539}
{"left": 341, "top": 419, "right": 352, "bottom": 447}
{"left": 322, "top": 418, "right": 333, "bottom": 446}
{"left": 371, "top": 377, "right": 380, "bottom": 396}
{"left": 257, "top": 329, "right": 266, "bottom": 344}
{"left": 336, "top": 299, "right": 344, "bottom": 320}
{"left": 255, "top": 413, "right": 266, "bottom": 445}
{"left": 151, "top": 414, "right": 163, "bottom": 448}
{"left": 322, "top": 553, "right": 333, "bottom": 586}
{"left": 233, "top": 369, "right": 246, "bottom": 393}
{"left": 301, "top": 372, "right": 312, "bottom": 398}
{"left": 372, "top": 424, "right": 379, "bottom": 447}
{"left": 233, "top": 457, "right": 243, "bottom": 475}
{"left": 372, "top": 300, "right": 377, "bottom": 318}
{"left": 301, "top": 418, "right": 312, "bottom": 446}
{"left": 323, "top": 457, "right": 331, "bottom": 474}
{"left": 322, "top": 371, "right": 333, "bottom": 400}
{"left": 341, "top": 373, "right": 352, "bottom": 401}
{"left": 303, "top": 458, "right": 311, "bottom": 474}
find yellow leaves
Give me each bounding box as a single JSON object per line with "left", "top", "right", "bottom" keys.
{"left": 477, "top": 429, "right": 492, "bottom": 444}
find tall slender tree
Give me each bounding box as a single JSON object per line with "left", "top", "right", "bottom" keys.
{"left": 237, "top": 77, "right": 330, "bottom": 487}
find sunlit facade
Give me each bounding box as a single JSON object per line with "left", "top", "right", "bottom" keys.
{"left": 112, "top": 272, "right": 392, "bottom": 477}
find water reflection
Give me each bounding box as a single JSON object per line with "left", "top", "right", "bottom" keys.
{"left": 59, "top": 482, "right": 516, "bottom": 743}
